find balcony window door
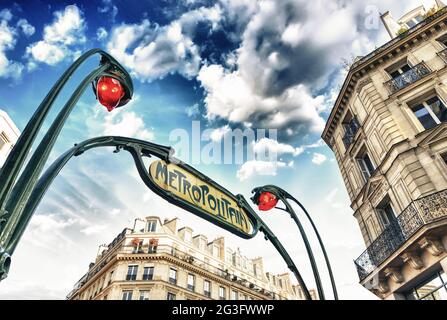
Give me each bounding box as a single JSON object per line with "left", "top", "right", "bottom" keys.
{"left": 377, "top": 201, "right": 397, "bottom": 229}
{"left": 411, "top": 96, "right": 447, "bottom": 130}
{"left": 388, "top": 62, "right": 412, "bottom": 79}
{"left": 356, "top": 152, "right": 375, "bottom": 183}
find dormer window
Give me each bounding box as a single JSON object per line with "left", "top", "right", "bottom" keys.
{"left": 411, "top": 96, "right": 447, "bottom": 130}
{"left": 405, "top": 14, "right": 424, "bottom": 28}
{"left": 146, "top": 220, "right": 157, "bottom": 232}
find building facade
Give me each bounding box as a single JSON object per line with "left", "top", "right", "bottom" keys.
{"left": 0, "top": 110, "right": 20, "bottom": 168}
{"left": 323, "top": 1, "right": 447, "bottom": 300}
{"left": 67, "top": 216, "right": 316, "bottom": 300}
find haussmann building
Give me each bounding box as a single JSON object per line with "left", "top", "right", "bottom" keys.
{"left": 323, "top": 1, "right": 447, "bottom": 300}
{"left": 66, "top": 216, "right": 316, "bottom": 300}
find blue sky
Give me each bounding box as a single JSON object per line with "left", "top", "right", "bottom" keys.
{"left": 0, "top": 0, "right": 437, "bottom": 299}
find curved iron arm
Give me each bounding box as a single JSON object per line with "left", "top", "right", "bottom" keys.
{"left": 0, "top": 48, "right": 132, "bottom": 217}
{"left": 4, "top": 138, "right": 312, "bottom": 300}
{"left": 0, "top": 63, "right": 111, "bottom": 249}
{"left": 6, "top": 136, "right": 173, "bottom": 256}
{"left": 251, "top": 185, "right": 339, "bottom": 300}
{"left": 236, "top": 195, "right": 312, "bottom": 300}
{"left": 0, "top": 49, "right": 133, "bottom": 280}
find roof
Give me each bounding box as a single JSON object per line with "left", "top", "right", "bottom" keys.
{"left": 321, "top": 7, "right": 447, "bottom": 147}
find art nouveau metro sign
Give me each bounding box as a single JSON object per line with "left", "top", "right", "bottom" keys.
{"left": 147, "top": 160, "right": 258, "bottom": 239}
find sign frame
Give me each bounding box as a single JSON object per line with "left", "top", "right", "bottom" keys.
{"left": 143, "top": 159, "right": 259, "bottom": 239}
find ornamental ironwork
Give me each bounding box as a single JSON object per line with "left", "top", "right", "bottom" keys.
{"left": 355, "top": 190, "right": 447, "bottom": 281}
{"left": 384, "top": 62, "right": 431, "bottom": 94}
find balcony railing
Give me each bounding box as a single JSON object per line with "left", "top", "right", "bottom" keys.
{"left": 342, "top": 117, "right": 360, "bottom": 149}
{"left": 384, "top": 62, "right": 431, "bottom": 94}
{"left": 355, "top": 189, "right": 447, "bottom": 281}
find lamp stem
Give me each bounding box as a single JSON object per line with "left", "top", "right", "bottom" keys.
{"left": 0, "top": 64, "right": 109, "bottom": 251}
{"left": 281, "top": 195, "right": 326, "bottom": 300}
{"left": 0, "top": 49, "right": 104, "bottom": 211}
{"left": 286, "top": 195, "right": 339, "bottom": 300}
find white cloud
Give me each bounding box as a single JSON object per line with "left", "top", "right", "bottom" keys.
{"left": 0, "top": 9, "right": 12, "bottom": 21}
{"left": 236, "top": 159, "right": 292, "bottom": 181}
{"left": 26, "top": 5, "right": 86, "bottom": 66}
{"left": 80, "top": 224, "right": 107, "bottom": 236}
{"left": 96, "top": 27, "right": 108, "bottom": 41}
{"left": 98, "top": 0, "right": 118, "bottom": 22}
{"left": 101, "top": 111, "right": 155, "bottom": 141}
{"left": 312, "top": 152, "right": 327, "bottom": 165}
{"left": 0, "top": 19, "right": 23, "bottom": 79}
{"left": 16, "top": 19, "right": 35, "bottom": 36}
{"left": 198, "top": 64, "right": 326, "bottom": 133}
{"left": 27, "top": 41, "right": 65, "bottom": 65}
{"left": 106, "top": 5, "right": 222, "bottom": 82}
{"left": 209, "top": 125, "right": 231, "bottom": 142}
{"left": 252, "top": 138, "right": 304, "bottom": 157}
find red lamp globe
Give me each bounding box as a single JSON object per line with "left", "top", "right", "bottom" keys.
{"left": 257, "top": 191, "right": 278, "bottom": 211}
{"left": 96, "top": 76, "right": 125, "bottom": 112}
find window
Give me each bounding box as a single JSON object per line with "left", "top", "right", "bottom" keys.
{"left": 147, "top": 220, "right": 157, "bottom": 232}
{"left": 342, "top": 115, "right": 360, "bottom": 148}
{"left": 142, "top": 266, "right": 154, "bottom": 280}
{"left": 387, "top": 61, "right": 412, "bottom": 79}
{"left": 442, "top": 153, "right": 447, "bottom": 165}
{"left": 356, "top": 151, "right": 375, "bottom": 183}
{"left": 167, "top": 292, "right": 176, "bottom": 300}
{"left": 411, "top": 96, "right": 447, "bottom": 130}
{"left": 219, "top": 286, "right": 226, "bottom": 300}
{"left": 139, "top": 290, "right": 150, "bottom": 300}
{"left": 132, "top": 240, "right": 143, "bottom": 253}
{"left": 204, "top": 280, "right": 211, "bottom": 297}
{"left": 169, "top": 268, "right": 177, "bottom": 285}
{"left": 376, "top": 197, "right": 396, "bottom": 228}
{"left": 405, "top": 270, "right": 447, "bottom": 300}
{"left": 231, "top": 290, "right": 238, "bottom": 300}
{"left": 126, "top": 265, "right": 138, "bottom": 281}
{"left": 108, "top": 270, "right": 114, "bottom": 286}
{"left": 405, "top": 15, "right": 423, "bottom": 28}
{"left": 122, "top": 290, "right": 133, "bottom": 300}
{"left": 187, "top": 274, "right": 195, "bottom": 292}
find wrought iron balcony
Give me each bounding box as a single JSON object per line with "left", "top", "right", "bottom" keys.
{"left": 355, "top": 189, "right": 447, "bottom": 281}
{"left": 342, "top": 117, "right": 360, "bottom": 149}
{"left": 384, "top": 62, "right": 431, "bottom": 94}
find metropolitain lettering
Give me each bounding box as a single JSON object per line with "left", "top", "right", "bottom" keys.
{"left": 152, "top": 161, "right": 250, "bottom": 233}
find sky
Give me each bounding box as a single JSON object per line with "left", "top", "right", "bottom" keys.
{"left": 0, "top": 0, "right": 440, "bottom": 300}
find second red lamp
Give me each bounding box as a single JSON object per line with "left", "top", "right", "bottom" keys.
{"left": 257, "top": 191, "right": 278, "bottom": 211}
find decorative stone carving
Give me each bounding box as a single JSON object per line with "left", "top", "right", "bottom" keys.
{"left": 374, "top": 281, "right": 390, "bottom": 294}
{"left": 418, "top": 237, "right": 445, "bottom": 256}
{"left": 384, "top": 267, "right": 404, "bottom": 283}
{"left": 356, "top": 77, "right": 373, "bottom": 93}
{"left": 400, "top": 251, "right": 424, "bottom": 270}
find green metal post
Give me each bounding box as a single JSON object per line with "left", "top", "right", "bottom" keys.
{"left": 252, "top": 185, "right": 339, "bottom": 300}
{"left": 0, "top": 49, "right": 133, "bottom": 280}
